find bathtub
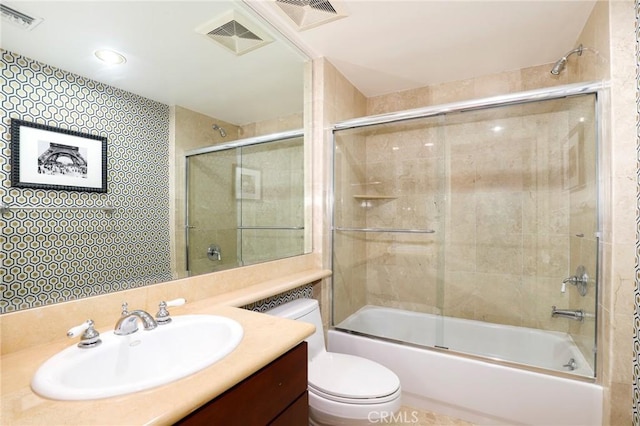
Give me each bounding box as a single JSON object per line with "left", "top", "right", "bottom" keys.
{"left": 328, "top": 305, "right": 603, "bottom": 425}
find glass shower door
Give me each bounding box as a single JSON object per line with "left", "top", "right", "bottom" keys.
{"left": 440, "top": 94, "right": 598, "bottom": 377}
{"left": 331, "top": 89, "right": 598, "bottom": 378}
{"left": 332, "top": 116, "right": 446, "bottom": 346}
{"left": 186, "top": 148, "right": 238, "bottom": 275}
{"left": 236, "top": 137, "right": 305, "bottom": 265}
{"left": 186, "top": 134, "right": 305, "bottom": 275}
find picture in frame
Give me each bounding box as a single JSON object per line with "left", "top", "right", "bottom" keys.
{"left": 235, "top": 166, "right": 261, "bottom": 200}
{"left": 10, "top": 119, "right": 107, "bottom": 193}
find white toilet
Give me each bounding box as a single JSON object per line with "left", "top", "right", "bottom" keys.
{"left": 267, "top": 298, "right": 401, "bottom": 426}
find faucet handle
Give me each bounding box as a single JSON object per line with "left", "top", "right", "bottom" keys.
{"left": 67, "top": 319, "right": 102, "bottom": 349}
{"left": 166, "top": 298, "right": 186, "bottom": 307}
{"left": 156, "top": 298, "right": 186, "bottom": 325}
{"left": 121, "top": 302, "right": 129, "bottom": 316}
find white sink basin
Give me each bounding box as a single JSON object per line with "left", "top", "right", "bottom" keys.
{"left": 31, "top": 315, "right": 243, "bottom": 400}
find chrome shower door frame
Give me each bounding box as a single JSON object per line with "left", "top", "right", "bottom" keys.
{"left": 330, "top": 81, "right": 605, "bottom": 381}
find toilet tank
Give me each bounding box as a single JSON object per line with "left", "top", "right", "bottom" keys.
{"left": 266, "top": 298, "right": 326, "bottom": 361}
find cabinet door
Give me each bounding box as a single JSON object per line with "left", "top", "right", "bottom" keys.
{"left": 270, "top": 392, "right": 309, "bottom": 426}
{"left": 177, "top": 342, "right": 308, "bottom": 425}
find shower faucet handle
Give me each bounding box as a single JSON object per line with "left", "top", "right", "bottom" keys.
{"left": 560, "top": 265, "right": 589, "bottom": 296}
{"left": 207, "top": 244, "right": 222, "bottom": 261}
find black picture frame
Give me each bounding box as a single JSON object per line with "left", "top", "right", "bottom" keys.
{"left": 10, "top": 119, "right": 107, "bottom": 193}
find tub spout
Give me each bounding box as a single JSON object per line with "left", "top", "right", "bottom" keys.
{"left": 551, "top": 306, "right": 584, "bottom": 321}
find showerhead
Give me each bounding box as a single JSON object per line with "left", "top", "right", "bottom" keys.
{"left": 550, "top": 57, "right": 567, "bottom": 75}
{"left": 550, "top": 44, "right": 583, "bottom": 75}
{"left": 212, "top": 124, "right": 227, "bottom": 138}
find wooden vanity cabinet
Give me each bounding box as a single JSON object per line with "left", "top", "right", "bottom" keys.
{"left": 176, "top": 342, "right": 308, "bottom": 426}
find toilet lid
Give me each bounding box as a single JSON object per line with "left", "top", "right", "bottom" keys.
{"left": 308, "top": 352, "right": 400, "bottom": 400}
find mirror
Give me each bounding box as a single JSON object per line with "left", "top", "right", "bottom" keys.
{"left": 185, "top": 131, "right": 306, "bottom": 275}
{"left": 0, "top": 1, "right": 310, "bottom": 313}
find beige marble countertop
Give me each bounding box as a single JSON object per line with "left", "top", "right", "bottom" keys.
{"left": 1, "top": 304, "right": 315, "bottom": 425}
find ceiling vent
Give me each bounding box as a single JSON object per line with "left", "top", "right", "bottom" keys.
{"left": 273, "top": 0, "right": 347, "bottom": 31}
{"left": 1, "top": 4, "right": 43, "bottom": 31}
{"left": 195, "top": 11, "right": 273, "bottom": 56}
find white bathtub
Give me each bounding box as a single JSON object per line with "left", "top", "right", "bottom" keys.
{"left": 328, "top": 305, "right": 603, "bottom": 425}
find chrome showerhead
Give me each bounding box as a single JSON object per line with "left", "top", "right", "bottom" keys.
{"left": 212, "top": 124, "right": 227, "bottom": 138}
{"left": 550, "top": 44, "right": 583, "bottom": 75}
{"left": 550, "top": 57, "right": 567, "bottom": 75}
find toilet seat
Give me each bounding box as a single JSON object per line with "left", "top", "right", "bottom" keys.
{"left": 308, "top": 352, "right": 401, "bottom": 404}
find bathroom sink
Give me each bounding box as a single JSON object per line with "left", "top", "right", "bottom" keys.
{"left": 31, "top": 315, "right": 243, "bottom": 400}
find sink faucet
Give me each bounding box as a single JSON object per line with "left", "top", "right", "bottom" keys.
{"left": 114, "top": 302, "right": 158, "bottom": 335}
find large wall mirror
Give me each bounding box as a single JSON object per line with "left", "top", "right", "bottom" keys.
{"left": 0, "top": 1, "right": 311, "bottom": 313}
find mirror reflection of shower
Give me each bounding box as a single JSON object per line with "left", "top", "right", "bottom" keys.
{"left": 184, "top": 130, "right": 306, "bottom": 276}
{"left": 212, "top": 124, "right": 227, "bottom": 138}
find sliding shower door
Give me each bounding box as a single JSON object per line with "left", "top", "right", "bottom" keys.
{"left": 332, "top": 116, "right": 447, "bottom": 345}
{"left": 440, "top": 94, "right": 598, "bottom": 377}
{"left": 236, "top": 137, "right": 305, "bottom": 265}
{"left": 331, "top": 86, "right": 599, "bottom": 379}
{"left": 186, "top": 134, "right": 305, "bottom": 275}
{"left": 187, "top": 148, "right": 238, "bottom": 274}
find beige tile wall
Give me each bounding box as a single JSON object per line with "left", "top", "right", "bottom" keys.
{"left": 319, "top": 60, "right": 368, "bottom": 324}
{"left": 585, "top": 1, "right": 634, "bottom": 424}
{"left": 562, "top": 0, "right": 634, "bottom": 423}
{"left": 239, "top": 112, "right": 303, "bottom": 138}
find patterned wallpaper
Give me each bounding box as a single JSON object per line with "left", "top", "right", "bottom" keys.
{"left": 0, "top": 50, "right": 172, "bottom": 313}
{"left": 242, "top": 284, "right": 313, "bottom": 312}
{"left": 634, "top": 0, "right": 639, "bottom": 422}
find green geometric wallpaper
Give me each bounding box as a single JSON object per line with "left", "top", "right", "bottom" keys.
{"left": 0, "top": 50, "right": 172, "bottom": 313}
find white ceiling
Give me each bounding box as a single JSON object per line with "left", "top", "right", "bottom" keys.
{"left": 255, "top": 0, "right": 597, "bottom": 97}
{"left": 1, "top": 1, "right": 307, "bottom": 125}
{"left": 2, "top": 0, "right": 596, "bottom": 126}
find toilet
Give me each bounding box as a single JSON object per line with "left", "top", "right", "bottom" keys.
{"left": 266, "top": 299, "right": 401, "bottom": 426}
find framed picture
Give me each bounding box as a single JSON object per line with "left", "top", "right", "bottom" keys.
{"left": 10, "top": 119, "right": 107, "bottom": 193}
{"left": 235, "top": 166, "right": 261, "bottom": 200}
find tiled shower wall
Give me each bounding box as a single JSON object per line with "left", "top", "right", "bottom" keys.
{"left": 0, "top": 50, "right": 172, "bottom": 313}
{"left": 334, "top": 96, "right": 597, "bottom": 346}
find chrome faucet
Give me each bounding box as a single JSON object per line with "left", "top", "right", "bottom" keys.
{"left": 551, "top": 306, "right": 585, "bottom": 321}
{"left": 114, "top": 302, "right": 158, "bottom": 335}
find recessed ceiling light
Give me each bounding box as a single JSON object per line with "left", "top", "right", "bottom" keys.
{"left": 94, "top": 49, "right": 127, "bottom": 65}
